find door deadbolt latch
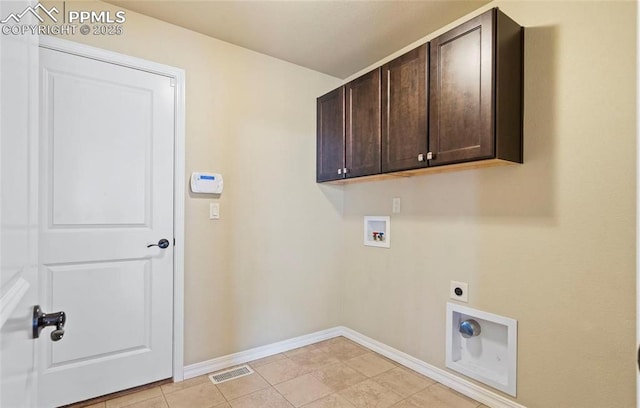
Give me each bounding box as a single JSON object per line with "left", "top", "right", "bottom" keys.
{"left": 33, "top": 305, "right": 66, "bottom": 342}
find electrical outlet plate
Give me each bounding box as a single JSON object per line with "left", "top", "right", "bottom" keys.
{"left": 392, "top": 197, "right": 401, "bottom": 214}
{"left": 450, "top": 281, "right": 468, "bottom": 302}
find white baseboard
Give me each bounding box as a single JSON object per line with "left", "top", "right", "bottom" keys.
{"left": 339, "top": 327, "right": 527, "bottom": 408}
{"left": 183, "top": 327, "right": 342, "bottom": 379}
{"left": 182, "top": 326, "right": 526, "bottom": 408}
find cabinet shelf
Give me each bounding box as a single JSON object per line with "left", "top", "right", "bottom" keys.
{"left": 324, "top": 158, "right": 515, "bottom": 185}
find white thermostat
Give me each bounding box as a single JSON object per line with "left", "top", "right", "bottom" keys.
{"left": 190, "top": 172, "right": 223, "bottom": 194}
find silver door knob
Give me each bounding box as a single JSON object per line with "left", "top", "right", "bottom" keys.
{"left": 147, "top": 239, "right": 170, "bottom": 249}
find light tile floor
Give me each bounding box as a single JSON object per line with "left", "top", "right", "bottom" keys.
{"left": 77, "top": 337, "right": 489, "bottom": 408}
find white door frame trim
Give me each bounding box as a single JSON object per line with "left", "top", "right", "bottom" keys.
{"left": 38, "top": 36, "right": 186, "bottom": 382}
{"left": 637, "top": 0, "right": 639, "bottom": 403}
{"left": 637, "top": 0, "right": 640, "bottom": 403}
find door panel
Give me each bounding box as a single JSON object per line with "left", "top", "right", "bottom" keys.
{"left": 316, "top": 87, "right": 345, "bottom": 182}
{"left": 47, "top": 260, "right": 151, "bottom": 365}
{"left": 429, "top": 10, "right": 494, "bottom": 165}
{"left": 381, "top": 44, "right": 427, "bottom": 172}
{"left": 50, "top": 74, "right": 152, "bottom": 226}
{"left": 345, "top": 68, "right": 381, "bottom": 178}
{"left": 39, "top": 47, "right": 175, "bottom": 407}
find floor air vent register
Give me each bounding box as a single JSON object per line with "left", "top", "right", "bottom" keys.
{"left": 208, "top": 365, "right": 254, "bottom": 385}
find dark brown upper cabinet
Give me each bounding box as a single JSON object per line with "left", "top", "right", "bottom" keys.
{"left": 345, "top": 68, "right": 381, "bottom": 178}
{"left": 381, "top": 44, "right": 428, "bottom": 173}
{"left": 316, "top": 87, "right": 345, "bottom": 182}
{"left": 316, "top": 69, "right": 381, "bottom": 182}
{"left": 428, "top": 8, "right": 523, "bottom": 167}
{"left": 316, "top": 8, "right": 522, "bottom": 183}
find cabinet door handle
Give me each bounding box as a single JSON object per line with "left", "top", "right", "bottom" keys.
{"left": 338, "top": 169, "right": 342, "bottom": 175}
{"left": 426, "top": 152, "right": 434, "bottom": 160}
{"left": 418, "top": 154, "right": 425, "bottom": 162}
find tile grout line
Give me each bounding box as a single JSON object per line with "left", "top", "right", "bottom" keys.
{"left": 214, "top": 380, "right": 232, "bottom": 406}
{"left": 114, "top": 386, "right": 164, "bottom": 408}
{"left": 254, "top": 368, "right": 298, "bottom": 408}
{"left": 275, "top": 385, "right": 297, "bottom": 408}
{"left": 115, "top": 337, "right": 484, "bottom": 408}
{"left": 219, "top": 366, "right": 273, "bottom": 406}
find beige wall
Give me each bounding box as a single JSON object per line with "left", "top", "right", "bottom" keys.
{"left": 49, "top": 1, "right": 344, "bottom": 364}
{"left": 46, "top": 1, "right": 636, "bottom": 407}
{"left": 340, "top": 1, "right": 636, "bottom": 407}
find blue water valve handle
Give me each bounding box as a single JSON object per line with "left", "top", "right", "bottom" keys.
{"left": 459, "top": 319, "right": 481, "bottom": 338}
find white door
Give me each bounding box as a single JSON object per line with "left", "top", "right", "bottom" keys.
{"left": 0, "top": 1, "right": 39, "bottom": 407}
{"left": 38, "top": 47, "right": 175, "bottom": 407}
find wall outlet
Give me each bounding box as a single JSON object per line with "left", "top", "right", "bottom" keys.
{"left": 450, "top": 281, "right": 468, "bottom": 302}
{"left": 392, "top": 197, "right": 401, "bottom": 214}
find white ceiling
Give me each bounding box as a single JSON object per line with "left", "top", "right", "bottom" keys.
{"left": 105, "top": 1, "right": 490, "bottom": 79}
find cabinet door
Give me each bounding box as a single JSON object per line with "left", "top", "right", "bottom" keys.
{"left": 345, "top": 68, "right": 381, "bottom": 178}
{"left": 429, "top": 10, "right": 494, "bottom": 166}
{"left": 316, "top": 87, "right": 345, "bottom": 182}
{"left": 381, "top": 44, "right": 428, "bottom": 172}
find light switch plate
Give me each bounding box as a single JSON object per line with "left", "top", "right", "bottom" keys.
{"left": 450, "top": 281, "right": 468, "bottom": 302}
{"left": 209, "top": 203, "right": 220, "bottom": 220}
